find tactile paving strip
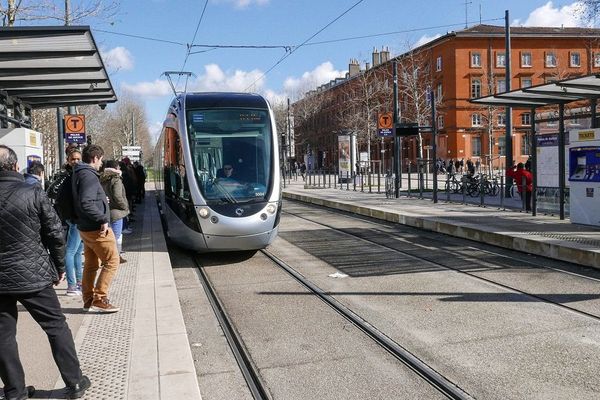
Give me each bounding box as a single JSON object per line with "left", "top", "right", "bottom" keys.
{"left": 527, "top": 232, "right": 600, "bottom": 248}
{"left": 76, "top": 227, "right": 141, "bottom": 399}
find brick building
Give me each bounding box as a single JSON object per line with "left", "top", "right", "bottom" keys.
{"left": 292, "top": 24, "right": 600, "bottom": 171}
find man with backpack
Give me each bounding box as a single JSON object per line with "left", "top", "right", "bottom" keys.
{"left": 72, "top": 145, "right": 120, "bottom": 313}
{"left": 47, "top": 147, "right": 84, "bottom": 296}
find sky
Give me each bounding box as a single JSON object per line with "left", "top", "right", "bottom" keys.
{"left": 85, "top": 0, "right": 594, "bottom": 140}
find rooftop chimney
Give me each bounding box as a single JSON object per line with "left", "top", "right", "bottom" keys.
{"left": 380, "top": 47, "right": 390, "bottom": 63}
{"left": 348, "top": 58, "right": 360, "bottom": 77}
{"left": 372, "top": 47, "right": 380, "bottom": 67}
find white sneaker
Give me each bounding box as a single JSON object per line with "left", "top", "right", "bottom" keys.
{"left": 66, "top": 287, "right": 81, "bottom": 296}
{"left": 122, "top": 228, "right": 133, "bottom": 234}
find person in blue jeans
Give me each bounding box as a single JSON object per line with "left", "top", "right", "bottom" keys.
{"left": 48, "top": 147, "right": 84, "bottom": 296}
{"left": 65, "top": 220, "right": 84, "bottom": 296}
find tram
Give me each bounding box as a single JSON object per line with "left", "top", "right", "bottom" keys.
{"left": 153, "top": 92, "right": 282, "bottom": 252}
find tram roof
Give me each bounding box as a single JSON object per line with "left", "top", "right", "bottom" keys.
{"left": 0, "top": 26, "right": 117, "bottom": 109}
{"left": 470, "top": 73, "right": 600, "bottom": 109}
{"left": 184, "top": 92, "right": 268, "bottom": 110}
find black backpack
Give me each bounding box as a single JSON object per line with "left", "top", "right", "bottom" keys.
{"left": 47, "top": 172, "right": 76, "bottom": 222}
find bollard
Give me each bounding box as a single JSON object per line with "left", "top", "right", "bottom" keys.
{"left": 361, "top": 171, "right": 364, "bottom": 192}
{"left": 500, "top": 175, "right": 505, "bottom": 210}
{"left": 407, "top": 164, "right": 412, "bottom": 197}
{"left": 419, "top": 165, "right": 424, "bottom": 199}
{"left": 328, "top": 170, "right": 331, "bottom": 188}
{"left": 446, "top": 173, "right": 451, "bottom": 202}
{"left": 480, "top": 176, "right": 485, "bottom": 206}
{"left": 377, "top": 170, "right": 381, "bottom": 194}
{"left": 462, "top": 175, "right": 467, "bottom": 204}
{"left": 346, "top": 171, "right": 350, "bottom": 191}
{"left": 368, "top": 170, "right": 372, "bottom": 194}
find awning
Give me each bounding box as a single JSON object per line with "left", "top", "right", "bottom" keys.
{"left": 0, "top": 26, "right": 117, "bottom": 109}
{"left": 470, "top": 74, "right": 600, "bottom": 108}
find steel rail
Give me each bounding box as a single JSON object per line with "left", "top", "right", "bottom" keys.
{"left": 282, "top": 207, "right": 600, "bottom": 322}
{"left": 192, "top": 256, "right": 272, "bottom": 400}
{"left": 260, "top": 249, "right": 474, "bottom": 400}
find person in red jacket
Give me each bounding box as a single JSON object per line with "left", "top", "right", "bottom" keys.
{"left": 506, "top": 162, "right": 533, "bottom": 211}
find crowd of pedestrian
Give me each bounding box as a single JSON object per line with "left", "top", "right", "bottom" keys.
{"left": 0, "top": 143, "right": 146, "bottom": 399}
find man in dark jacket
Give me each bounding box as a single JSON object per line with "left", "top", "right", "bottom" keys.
{"left": 0, "top": 145, "right": 90, "bottom": 400}
{"left": 72, "top": 145, "right": 120, "bottom": 313}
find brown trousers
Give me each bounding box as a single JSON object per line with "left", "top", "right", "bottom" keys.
{"left": 79, "top": 228, "right": 119, "bottom": 303}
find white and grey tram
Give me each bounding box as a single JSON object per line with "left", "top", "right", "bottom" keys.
{"left": 153, "top": 92, "right": 282, "bottom": 252}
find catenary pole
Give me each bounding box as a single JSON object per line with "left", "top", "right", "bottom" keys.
{"left": 393, "top": 60, "right": 401, "bottom": 197}
{"left": 504, "top": 10, "right": 513, "bottom": 196}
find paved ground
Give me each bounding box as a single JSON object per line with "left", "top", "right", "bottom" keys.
{"left": 282, "top": 178, "right": 600, "bottom": 269}
{"left": 0, "top": 193, "right": 201, "bottom": 400}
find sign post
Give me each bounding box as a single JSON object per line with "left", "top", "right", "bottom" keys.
{"left": 64, "top": 114, "right": 86, "bottom": 144}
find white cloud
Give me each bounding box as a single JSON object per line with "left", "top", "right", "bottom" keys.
{"left": 283, "top": 62, "right": 346, "bottom": 96}
{"left": 412, "top": 33, "right": 442, "bottom": 49}
{"left": 102, "top": 46, "right": 134, "bottom": 71}
{"left": 190, "top": 64, "right": 266, "bottom": 92}
{"left": 121, "top": 79, "right": 172, "bottom": 98}
{"left": 213, "top": 0, "right": 269, "bottom": 9}
{"left": 513, "top": 1, "right": 587, "bottom": 27}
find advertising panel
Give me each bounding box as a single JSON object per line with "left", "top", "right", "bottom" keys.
{"left": 568, "top": 128, "right": 600, "bottom": 226}
{"left": 338, "top": 135, "right": 351, "bottom": 179}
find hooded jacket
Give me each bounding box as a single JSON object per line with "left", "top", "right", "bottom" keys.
{"left": 100, "top": 167, "right": 130, "bottom": 222}
{"left": 0, "top": 171, "right": 65, "bottom": 294}
{"left": 72, "top": 162, "right": 110, "bottom": 231}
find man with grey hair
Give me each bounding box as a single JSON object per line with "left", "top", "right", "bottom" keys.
{"left": 0, "top": 145, "right": 90, "bottom": 399}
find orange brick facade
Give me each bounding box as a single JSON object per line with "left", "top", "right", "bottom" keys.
{"left": 292, "top": 25, "right": 600, "bottom": 170}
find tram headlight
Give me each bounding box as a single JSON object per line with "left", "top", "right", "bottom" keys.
{"left": 197, "top": 207, "right": 210, "bottom": 219}
{"left": 266, "top": 203, "right": 277, "bottom": 215}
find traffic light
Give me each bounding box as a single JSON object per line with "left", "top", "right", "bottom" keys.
{"left": 86, "top": 134, "right": 92, "bottom": 145}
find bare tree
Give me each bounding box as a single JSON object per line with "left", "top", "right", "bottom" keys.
{"left": 336, "top": 64, "right": 393, "bottom": 164}
{"left": 0, "top": 0, "right": 118, "bottom": 26}
{"left": 396, "top": 47, "right": 435, "bottom": 160}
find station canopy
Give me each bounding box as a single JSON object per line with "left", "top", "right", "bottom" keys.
{"left": 0, "top": 26, "right": 117, "bottom": 109}
{"left": 471, "top": 73, "right": 600, "bottom": 109}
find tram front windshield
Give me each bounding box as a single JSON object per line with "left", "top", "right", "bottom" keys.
{"left": 187, "top": 108, "right": 273, "bottom": 205}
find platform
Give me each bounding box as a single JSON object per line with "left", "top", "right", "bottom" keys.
{"left": 283, "top": 178, "right": 600, "bottom": 269}
{"left": 0, "top": 192, "right": 202, "bottom": 400}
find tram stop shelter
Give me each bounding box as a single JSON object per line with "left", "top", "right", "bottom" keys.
{"left": 471, "top": 73, "right": 600, "bottom": 221}
{"left": 0, "top": 25, "right": 117, "bottom": 163}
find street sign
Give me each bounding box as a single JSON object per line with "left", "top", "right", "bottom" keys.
{"left": 378, "top": 112, "right": 394, "bottom": 137}
{"left": 64, "top": 114, "right": 86, "bottom": 144}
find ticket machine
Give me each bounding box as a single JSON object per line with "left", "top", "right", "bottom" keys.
{"left": 0, "top": 127, "right": 44, "bottom": 173}
{"left": 569, "top": 128, "right": 600, "bottom": 226}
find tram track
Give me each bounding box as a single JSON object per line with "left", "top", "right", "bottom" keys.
{"left": 193, "top": 249, "right": 473, "bottom": 400}
{"left": 260, "top": 249, "right": 474, "bottom": 400}
{"left": 281, "top": 206, "right": 600, "bottom": 323}
{"left": 193, "top": 255, "right": 272, "bottom": 400}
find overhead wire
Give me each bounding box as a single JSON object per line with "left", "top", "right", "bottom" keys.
{"left": 243, "top": 0, "right": 367, "bottom": 92}
{"left": 175, "top": 0, "right": 209, "bottom": 89}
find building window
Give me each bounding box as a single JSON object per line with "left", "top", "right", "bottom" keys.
{"left": 521, "top": 52, "right": 532, "bottom": 67}
{"left": 438, "top": 115, "right": 444, "bottom": 129}
{"left": 471, "top": 78, "right": 482, "bottom": 98}
{"left": 545, "top": 52, "right": 557, "bottom": 67}
{"left": 521, "top": 134, "right": 531, "bottom": 156}
{"left": 497, "top": 113, "right": 506, "bottom": 126}
{"left": 570, "top": 52, "right": 581, "bottom": 67}
{"left": 521, "top": 77, "right": 532, "bottom": 88}
{"left": 498, "top": 136, "right": 506, "bottom": 156}
{"left": 594, "top": 52, "right": 600, "bottom": 68}
{"left": 497, "top": 79, "right": 506, "bottom": 93}
{"left": 496, "top": 52, "right": 506, "bottom": 67}
{"left": 436, "top": 83, "right": 443, "bottom": 101}
{"left": 436, "top": 56, "right": 442, "bottom": 71}
{"left": 472, "top": 113, "right": 482, "bottom": 126}
{"left": 472, "top": 137, "right": 482, "bottom": 156}
{"left": 471, "top": 52, "right": 481, "bottom": 67}
{"left": 521, "top": 113, "right": 531, "bottom": 126}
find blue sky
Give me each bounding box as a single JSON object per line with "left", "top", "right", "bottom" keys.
{"left": 91, "top": 0, "right": 590, "bottom": 138}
